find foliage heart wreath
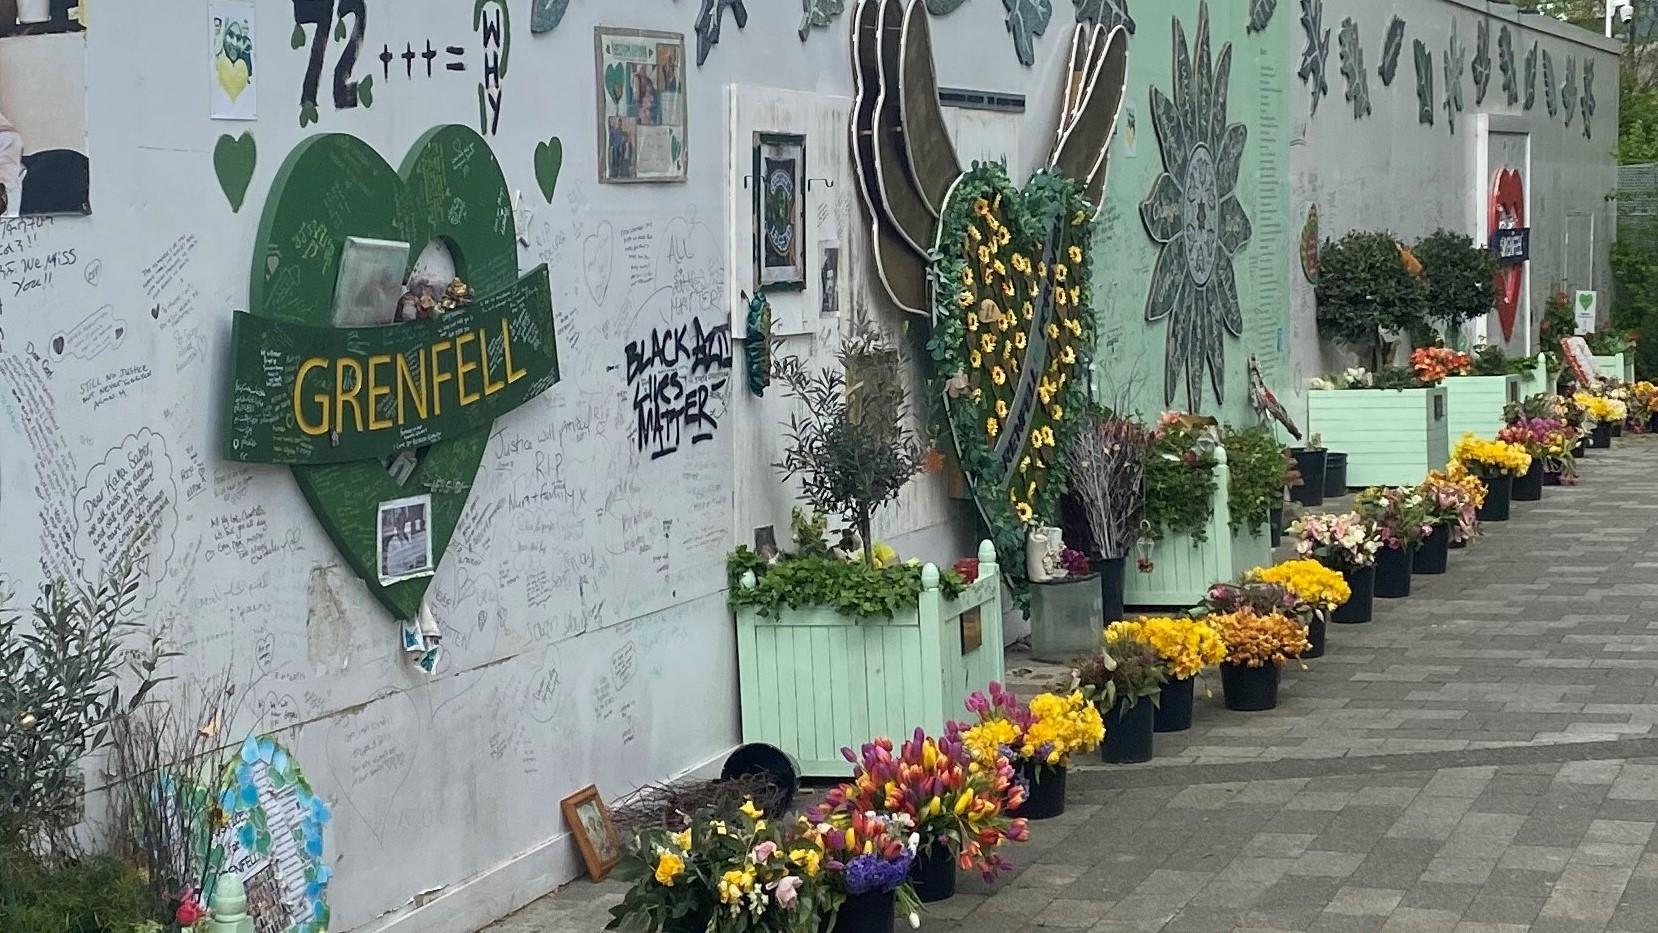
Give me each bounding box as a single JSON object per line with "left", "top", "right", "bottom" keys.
{"left": 928, "top": 163, "right": 1097, "bottom": 596}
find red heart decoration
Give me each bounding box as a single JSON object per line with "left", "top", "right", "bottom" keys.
{"left": 1490, "top": 168, "right": 1526, "bottom": 342}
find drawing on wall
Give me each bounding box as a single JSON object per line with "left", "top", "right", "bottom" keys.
{"left": 1413, "top": 39, "right": 1434, "bottom": 127}
{"left": 1525, "top": 41, "right": 1539, "bottom": 111}
{"left": 1075, "top": 0, "right": 1133, "bottom": 33}
{"left": 754, "top": 133, "right": 807, "bottom": 291}
{"left": 1498, "top": 24, "right": 1517, "bottom": 106}
{"left": 376, "top": 494, "right": 434, "bottom": 584}
{"left": 1542, "top": 49, "right": 1558, "bottom": 117}
{"left": 214, "top": 132, "right": 258, "bottom": 213}
{"left": 1472, "top": 17, "right": 1490, "bottom": 106}
{"left": 475, "top": 0, "right": 509, "bottom": 137}
{"left": 800, "top": 0, "right": 847, "bottom": 40}
{"left": 1296, "top": 0, "right": 1330, "bottom": 115}
{"left": 1300, "top": 205, "right": 1320, "bottom": 284}
{"left": 1247, "top": 0, "right": 1276, "bottom": 34}
{"left": 0, "top": 18, "right": 90, "bottom": 215}
{"left": 1004, "top": 0, "right": 1055, "bottom": 66}
{"left": 694, "top": 0, "right": 748, "bottom": 66}
{"left": 210, "top": 0, "right": 257, "bottom": 120}
{"left": 1142, "top": 1, "right": 1251, "bottom": 409}
{"left": 532, "top": 0, "right": 572, "bottom": 34}
{"left": 1489, "top": 167, "right": 1528, "bottom": 343}
{"left": 597, "top": 27, "right": 688, "bottom": 183}
{"left": 1561, "top": 55, "right": 1577, "bottom": 127}
{"left": 1573, "top": 65, "right": 1591, "bottom": 133}
{"left": 1337, "top": 17, "right": 1369, "bottom": 119}
{"left": 820, "top": 243, "right": 841, "bottom": 317}
{"left": 291, "top": 0, "right": 373, "bottom": 127}
{"left": 1443, "top": 23, "right": 1464, "bottom": 134}
{"left": 1379, "top": 16, "right": 1405, "bottom": 87}
{"left": 207, "top": 735, "right": 332, "bottom": 933}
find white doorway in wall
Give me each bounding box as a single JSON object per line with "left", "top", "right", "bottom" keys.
{"left": 1564, "top": 213, "right": 1597, "bottom": 299}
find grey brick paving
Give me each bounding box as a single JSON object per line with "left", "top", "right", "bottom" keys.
{"left": 481, "top": 440, "right": 1658, "bottom": 931}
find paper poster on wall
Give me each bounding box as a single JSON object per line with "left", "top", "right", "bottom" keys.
{"left": 376, "top": 494, "right": 435, "bottom": 585}
{"left": 210, "top": 0, "right": 257, "bottom": 121}
{"left": 819, "top": 242, "right": 840, "bottom": 317}
{"left": 755, "top": 133, "right": 807, "bottom": 290}
{"left": 596, "top": 27, "right": 688, "bottom": 183}
{"left": 1120, "top": 101, "right": 1138, "bottom": 157}
{"left": 0, "top": 16, "right": 90, "bottom": 215}
{"left": 1575, "top": 290, "right": 1598, "bottom": 335}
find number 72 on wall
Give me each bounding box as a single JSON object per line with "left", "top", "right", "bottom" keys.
{"left": 291, "top": 0, "right": 374, "bottom": 127}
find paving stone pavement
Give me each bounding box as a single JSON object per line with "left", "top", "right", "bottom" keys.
{"left": 481, "top": 437, "right": 1658, "bottom": 932}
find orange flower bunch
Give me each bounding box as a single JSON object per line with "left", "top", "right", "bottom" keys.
{"left": 1208, "top": 609, "right": 1311, "bottom": 668}
{"left": 1409, "top": 347, "right": 1471, "bottom": 385}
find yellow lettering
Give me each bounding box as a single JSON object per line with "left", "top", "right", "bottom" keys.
{"left": 430, "top": 340, "right": 454, "bottom": 416}
{"left": 502, "top": 318, "right": 527, "bottom": 384}
{"left": 395, "top": 352, "right": 429, "bottom": 426}
{"left": 455, "top": 331, "right": 481, "bottom": 406}
{"left": 335, "top": 357, "right": 366, "bottom": 433}
{"left": 480, "top": 326, "right": 505, "bottom": 396}
{"left": 293, "top": 358, "right": 331, "bottom": 436}
{"left": 366, "top": 354, "right": 394, "bottom": 430}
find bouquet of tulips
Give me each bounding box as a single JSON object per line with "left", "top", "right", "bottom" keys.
{"left": 807, "top": 810, "right": 922, "bottom": 923}
{"left": 1497, "top": 415, "right": 1573, "bottom": 473}
{"left": 1287, "top": 511, "right": 1382, "bottom": 570}
{"left": 814, "top": 728, "right": 1028, "bottom": 883}
{"left": 1419, "top": 468, "right": 1486, "bottom": 543}
{"left": 953, "top": 683, "right": 1104, "bottom": 775}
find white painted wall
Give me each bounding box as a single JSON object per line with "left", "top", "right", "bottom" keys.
{"left": 0, "top": 3, "right": 1078, "bottom": 932}
{"left": 1287, "top": 0, "right": 1620, "bottom": 420}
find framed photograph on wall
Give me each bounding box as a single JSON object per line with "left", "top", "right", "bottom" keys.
{"left": 595, "top": 27, "right": 687, "bottom": 183}
{"left": 754, "top": 132, "right": 807, "bottom": 291}
{"left": 561, "top": 785, "right": 621, "bottom": 881}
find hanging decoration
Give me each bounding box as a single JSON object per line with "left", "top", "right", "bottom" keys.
{"left": 1524, "top": 41, "right": 1539, "bottom": 111}
{"left": 1472, "top": 17, "right": 1491, "bottom": 106}
{"left": 1413, "top": 39, "right": 1434, "bottom": 127}
{"left": 1379, "top": 16, "right": 1405, "bottom": 87}
{"left": 1443, "top": 22, "right": 1464, "bottom": 134}
{"left": 744, "top": 292, "right": 774, "bottom": 397}
{"left": 1299, "top": 205, "right": 1320, "bottom": 284}
{"left": 1498, "top": 24, "right": 1517, "bottom": 106}
{"left": 1583, "top": 58, "right": 1597, "bottom": 139}
{"left": 1489, "top": 168, "right": 1528, "bottom": 343}
{"left": 531, "top": 0, "right": 571, "bottom": 33}
{"left": 1337, "top": 18, "right": 1369, "bottom": 119}
{"left": 1542, "top": 49, "right": 1558, "bottom": 118}
{"left": 1075, "top": 0, "right": 1133, "bottom": 33}
{"left": 1142, "top": 1, "right": 1251, "bottom": 410}
{"left": 206, "top": 735, "right": 332, "bottom": 933}
{"left": 1004, "top": 0, "right": 1055, "bottom": 66}
{"left": 695, "top": 0, "right": 748, "bottom": 66}
{"left": 1247, "top": 0, "right": 1277, "bottom": 34}
{"left": 1562, "top": 55, "right": 1577, "bottom": 127}
{"left": 925, "top": 0, "right": 969, "bottom": 12}
{"left": 1296, "top": 0, "right": 1331, "bottom": 115}
{"left": 800, "top": 0, "right": 847, "bottom": 39}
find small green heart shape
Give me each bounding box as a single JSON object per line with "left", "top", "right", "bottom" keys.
{"left": 671, "top": 133, "right": 683, "bottom": 167}
{"left": 534, "top": 138, "right": 563, "bottom": 203}
{"left": 604, "top": 62, "right": 627, "bottom": 103}
{"left": 213, "top": 132, "right": 257, "bottom": 213}
{"left": 245, "top": 125, "right": 559, "bottom": 619}
{"left": 1579, "top": 292, "right": 1594, "bottom": 310}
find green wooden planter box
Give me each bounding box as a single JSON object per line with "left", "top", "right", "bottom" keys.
{"left": 1592, "top": 353, "right": 1635, "bottom": 383}
{"left": 734, "top": 541, "right": 1005, "bottom": 777}
{"left": 1124, "top": 447, "right": 1273, "bottom": 609}
{"left": 1307, "top": 388, "right": 1450, "bottom": 488}
{"left": 1444, "top": 375, "right": 1520, "bottom": 442}
{"left": 1515, "top": 357, "right": 1550, "bottom": 401}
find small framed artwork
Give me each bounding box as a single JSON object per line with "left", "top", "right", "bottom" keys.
{"left": 753, "top": 132, "right": 807, "bottom": 292}
{"left": 561, "top": 785, "right": 622, "bottom": 881}
{"left": 819, "top": 242, "right": 841, "bottom": 317}
{"left": 376, "top": 494, "right": 435, "bottom": 585}
{"left": 595, "top": 27, "right": 688, "bottom": 183}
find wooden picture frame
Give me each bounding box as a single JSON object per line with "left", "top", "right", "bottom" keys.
{"left": 561, "top": 785, "right": 622, "bottom": 881}
{"left": 594, "top": 27, "right": 688, "bottom": 183}
{"left": 753, "top": 132, "right": 808, "bottom": 292}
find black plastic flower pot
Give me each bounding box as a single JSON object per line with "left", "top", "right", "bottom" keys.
{"left": 1512, "top": 461, "right": 1544, "bottom": 502}
{"left": 1477, "top": 473, "right": 1514, "bottom": 523}
{"left": 1221, "top": 663, "right": 1281, "bottom": 712}
{"left": 1102, "top": 697, "right": 1156, "bottom": 764}
{"left": 1155, "top": 677, "right": 1195, "bottom": 733}
{"left": 1289, "top": 448, "right": 1328, "bottom": 507}
{"left": 1592, "top": 424, "right": 1613, "bottom": 449}
{"left": 909, "top": 841, "right": 956, "bottom": 903}
{"left": 1017, "top": 761, "right": 1067, "bottom": 820}
{"left": 1612, "top": 422, "right": 1625, "bottom": 438}
{"left": 1269, "top": 508, "right": 1284, "bottom": 549}
{"left": 1331, "top": 564, "right": 1374, "bottom": 623}
{"left": 1575, "top": 440, "right": 1590, "bottom": 458}
{"left": 1323, "top": 451, "right": 1349, "bottom": 498}
{"left": 1090, "top": 557, "right": 1127, "bottom": 625}
{"left": 830, "top": 889, "right": 897, "bottom": 933}
{"left": 1413, "top": 529, "right": 1449, "bottom": 575}
{"left": 1650, "top": 412, "right": 1658, "bottom": 435}
{"left": 1374, "top": 545, "right": 1413, "bottom": 598}
{"left": 1304, "top": 614, "right": 1327, "bottom": 659}
{"left": 1544, "top": 470, "right": 1563, "bottom": 486}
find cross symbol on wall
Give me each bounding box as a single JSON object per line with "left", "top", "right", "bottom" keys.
{"left": 378, "top": 41, "right": 467, "bottom": 80}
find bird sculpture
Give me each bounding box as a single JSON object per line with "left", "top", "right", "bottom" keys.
{"left": 1248, "top": 355, "right": 1302, "bottom": 440}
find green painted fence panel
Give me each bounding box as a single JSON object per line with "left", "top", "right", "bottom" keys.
{"left": 1444, "top": 375, "right": 1520, "bottom": 443}
{"left": 1308, "top": 388, "right": 1450, "bottom": 488}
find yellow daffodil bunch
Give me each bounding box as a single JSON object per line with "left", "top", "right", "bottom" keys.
{"left": 1209, "top": 609, "right": 1312, "bottom": 668}
{"left": 1106, "top": 616, "right": 1227, "bottom": 680}
{"left": 1021, "top": 691, "right": 1106, "bottom": 767}
{"left": 1629, "top": 381, "right": 1658, "bottom": 415}
{"left": 1245, "top": 560, "right": 1352, "bottom": 612}
{"left": 1573, "top": 391, "right": 1628, "bottom": 425}
{"left": 1452, "top": 433, "right": 1533, "bottom": 477}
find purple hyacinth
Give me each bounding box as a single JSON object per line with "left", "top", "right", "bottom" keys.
{"left": 843, "top": 851, "right": 916, "bottom": 895}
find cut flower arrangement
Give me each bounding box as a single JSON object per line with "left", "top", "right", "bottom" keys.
{"left": 1245, "top": 560, "right": 1352, "bottom": 612}
{"left": 1573, "top": 391, "right": 1628, "bottom": 427}
{"left": 953, "top": 683, "right": 1104, "bottom": 774}
{"left": 1286, "top": 511, "right": 1382, "bottom": 569}
{"left": 1207, "top": 609, "right": 1311, "bottom": 668}
{"left": 809, "top": 810, "right": 922, "bottom": 921}
{"left": 1353, "top": 485, "right": 1434, "bottom": 550}
{"left": 1409, "top": 347, "right": 1471, "bottom": 385}
{"left": 1452, "top": 434, "right": 1532, "bottom": 477}
{"left": 1419, "top": 468, "right": 1486, "bottom": 544}
{"left": 1104, "top": 616, "right": 1227, "bottom": 681}
{"left": 1497, "top": 416, "right": 1572, "bottom": 472}
{"left": 1072, "top": 636, "right": 1166, "bottom": 716}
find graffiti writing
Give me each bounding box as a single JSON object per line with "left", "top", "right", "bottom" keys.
{"left": 624, "top": 316, "right": 732, "bottom": 460}
{"left": 293, "top": 0, "right": 372, "bottom": 127}
{"left": 475, "top": 0, "right": 511, "bottom": 136}
{"left": 379, "top": 40, "right": 466, "bottom": 79}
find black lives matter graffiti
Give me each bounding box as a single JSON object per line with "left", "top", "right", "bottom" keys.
{"left": 624, "top": 316, "right": 731, "bottom": 460}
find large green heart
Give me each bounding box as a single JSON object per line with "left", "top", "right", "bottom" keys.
{"left": 242, "top": 125, "right": 555, "bottom": 620}
{"left": 928, "top": 163, "right": 1095, "bottom": 572}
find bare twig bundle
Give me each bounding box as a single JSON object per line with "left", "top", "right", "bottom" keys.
{"left": 1065, "top": 410, "right": 1149, "bottom": 561}
{"left": 609, "top": 773, "right": 790, "bottom": 838}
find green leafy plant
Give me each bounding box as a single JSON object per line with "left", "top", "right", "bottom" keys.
{"left": 728, "top": 554, "right": 965, "bottom": 620}
{"left": 1141, "top": 417, "right": 1218, "bottom": 543}
{"left": 1469, "top": 345, "right": 1511, "bottom": 376}
{"left": 1221, "top": 425, "right": 1285, "bottom": 537}
{"left": 1370, "top": 366, "right": 1422, "bottom": 390}
{"left": 1073, "top": 636, "right": 1165, "bottom": 716}
{"left": 1316, "top": 231, "right": 1428, "bottom": 370}
{"left": 0, "top": 847, "right": 163, "bottom": 933}
{"left": 788, "top": 508, "right": 834, "bottom": 560}
{"left": 1585, "top": 330, "right": 1637, "bottom": 355}
{"left": 1414, "top": 229, "right": 1497, "bottom": 337}
{"left": 773, "top": 318, "right": 925, "bottom": 570}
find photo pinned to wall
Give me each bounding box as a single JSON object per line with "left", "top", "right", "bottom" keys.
{"left": 754, "top": 132, "right": 807, "bottom": 291}
{"left": 376, "top": 494, "right": 435, "bottom": 585}
{"left": 1120, "top": 101, "right": 1138, "bottom": 157}
{"left": 819, "top": 242, "right": 840, "bottom": 317}
{"left": 561, "top": 785, "right": 622, "bottom": 881}
{"left": 596, "top": 27, "right": 688, "bottom": 183}
{"left": 0, "top": 2, "right": 89, "bottom": 214}
{"left": 210, "top": 0, "right": 257, "bottom": 120}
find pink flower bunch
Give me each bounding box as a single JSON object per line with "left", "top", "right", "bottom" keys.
{"left": 1497, "top": 416, "right": 1571, "bottom": 465}
{"left": 1287, "top": 511, "right": 1382, "bottom": 568}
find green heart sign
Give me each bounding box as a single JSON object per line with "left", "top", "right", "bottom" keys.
{"left": 604, "top": 62, "right": 627, "bottom": 104}
{"left": 223, "top": 125, "right": 560, "bottom": 620}
{"left": 1579, "top": 291, "right": 1595, "bottom": 311}
{"left": 928, "top": 163, "right": 1095, "bottom": 564}
{"left": 534, "top": 137, "right": 563, "bottom": 203}
{"left": 214, "top": 132, "right": 257, "bottom": 213}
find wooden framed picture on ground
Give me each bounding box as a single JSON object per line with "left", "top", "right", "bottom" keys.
{"left": 562, "top": 785, "right": 622, "bottom": 881}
